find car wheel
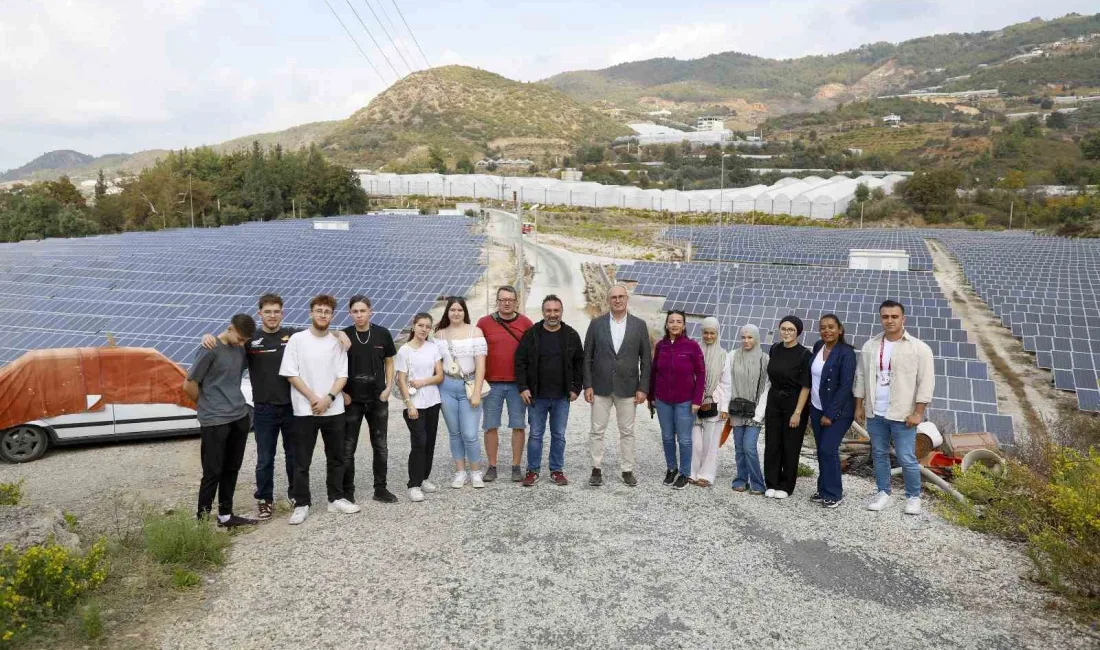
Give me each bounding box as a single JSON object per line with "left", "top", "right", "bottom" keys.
{"left": 0, "top": 425, "right": 50, "bottom": 463}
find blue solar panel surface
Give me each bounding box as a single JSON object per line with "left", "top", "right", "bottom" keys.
{"left": 0, "top": 215, "right": 485, "bottom": 368}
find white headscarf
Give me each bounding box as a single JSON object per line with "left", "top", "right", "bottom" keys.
{"left": 730, "top": 323, "right": 765, "bottom": 400}
{"left": 700, "top": 317, "right": 727, "bottom": 398}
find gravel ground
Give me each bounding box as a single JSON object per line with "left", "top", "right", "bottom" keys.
{"left": 52, "top": 399, "right": 1079, "bottom": 650}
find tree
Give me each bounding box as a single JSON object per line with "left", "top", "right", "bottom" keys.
{"left": 1081, "top": 132, "right": 1100, "bottom": 161}
{"left": 901, "top": 168, "right": 963, "bottom": 217}
{"left": 854, "top": 183, "right": 870, "bottom": 204}
{"left": 428, "top": 147, "right": 447, "bottom": 174}
{"left": 1045, "top": 112, "right": 1068, "bottom": 129}
{"left": 1040, "top": 98, "right": 1054, "bottom": 110}
{"left": 455, "top": 156, "right": 474, "bottom": 174}
{"left": 998, "top": 170, "right": 1027, "bottom": 191}
{"left": 94, "top": 169, "right": 108, "bottom": 203}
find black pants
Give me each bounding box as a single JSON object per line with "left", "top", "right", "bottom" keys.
{"left": 764, "top": 393, "right": 810, "bottom": 494}
{"left": 293, "top": 414, "right": 345, "bottom": 507}
{"left": 403, "top": 403, "right": 441, "bottom": 488}
{"left": 345, "top": 397, "right": 389, "bottom": 499}
{"left": 197, "top": 414, "right": 251, "bottom": 517}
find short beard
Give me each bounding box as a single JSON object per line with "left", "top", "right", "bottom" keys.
{"left": 311, "top": 320, "right": 330, "bottom": 332}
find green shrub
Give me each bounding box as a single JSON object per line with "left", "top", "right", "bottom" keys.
{"left": 80, "top": 603, "right": 103, "bottom": 640}
{"left": 170, "top": 567, "right": 200, "bottom": 590}
{"left": 0, "top": 482, "right": 23, "bottom": 507}
{"left": 142, "top": 512, "right": 229, "bottom": 570}
{"left": 797, "top": 463, "right": 816, "bottom": 478}
{"left": 0, "top": 539, "right": 108, "bottom": 643}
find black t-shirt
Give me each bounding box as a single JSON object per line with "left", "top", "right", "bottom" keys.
{"left": 343, "top": 324, "right": 397, "bottom": 401}
{"left": 536, "top": 326, "right": 566, "bottom": 399}
{"left": 766, "top": 342, "right": 812, "bottom": 399}
{"left": 246, "top": 326, "right": 300, "bottom": 405}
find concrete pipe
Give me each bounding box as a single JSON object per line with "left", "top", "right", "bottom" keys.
{"left": 961, "top": 449, "right": 1007, "bottom": 477}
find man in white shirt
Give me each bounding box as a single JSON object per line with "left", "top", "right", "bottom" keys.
{"left": 279, "top": 294, "right": 359, "bottom": 524}
{"left": 854, "top": 299, "right": 935, "bottom": 516}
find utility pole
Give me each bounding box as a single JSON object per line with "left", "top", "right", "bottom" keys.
{"left": 860, "top": 202, "right": 864, "bottom": 228}
{"left": 189, "top": 174, "right": 195, "bottom": 228}
{"left": 1008, "top": 201, "right": 1014, "bottom": 230}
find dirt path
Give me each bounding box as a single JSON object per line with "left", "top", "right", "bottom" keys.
{"left": 926, "top": 238, "right": 1072, "bottom": 440}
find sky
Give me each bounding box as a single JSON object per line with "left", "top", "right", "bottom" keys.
{"left": 1, "top": 0, "right": 1097, "bottom": 171}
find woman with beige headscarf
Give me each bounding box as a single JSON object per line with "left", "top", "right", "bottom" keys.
{"left": 689, "top": 317, "right": 731, "bottom": 487}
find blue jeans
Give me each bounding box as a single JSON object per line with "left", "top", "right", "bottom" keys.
{"left": 482, "top": 382, "right": 527, "bottom": 431}
{"left": 655, "top": 400, "right": 693, "bottom": 477}
{"left": 440, "top": 377, "right": 481, "bottom": 466}
{"left": 252, "top": 402, "right": 296, "bottom": 502}
{"left": 526, "top": 397, "right": 569, "bottom": 473}
{"left": 866, "top": 415, "right": 921, "bottom": 498}
{"left": 810, "top": 407, "right": 852, "bottom": 502}
{"left": 731, "top": 425, "right": 765, "bottom": 492}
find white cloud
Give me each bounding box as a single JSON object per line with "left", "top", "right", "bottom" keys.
{"left": 608, "top": 23, "right": 733, "bottom": 65}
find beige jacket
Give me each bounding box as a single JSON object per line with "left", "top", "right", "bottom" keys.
{"left": 853, "top": 331, "right": 935, "bottom": 421}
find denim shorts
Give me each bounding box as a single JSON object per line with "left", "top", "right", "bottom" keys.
{"left": 482, "top": 382, "right": 526, "bottom": 430}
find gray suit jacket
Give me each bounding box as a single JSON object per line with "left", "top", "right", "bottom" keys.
{"left": 582, "top": 312, "right": 652, "bottom": 398}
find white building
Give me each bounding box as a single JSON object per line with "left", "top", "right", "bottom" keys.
{"left": 883, "top": 114, "right": 902, "bottom": 128}
{"left": 696, "top": 116, "right": 726, "bottom": 132}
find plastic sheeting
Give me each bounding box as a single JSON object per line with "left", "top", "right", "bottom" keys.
{"left": 0, "top": 347, "right": 194, "bottom": 430}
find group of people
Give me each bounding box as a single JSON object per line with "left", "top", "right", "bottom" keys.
{"left": 184, "top": 284, "right": 934, "bottom": 527}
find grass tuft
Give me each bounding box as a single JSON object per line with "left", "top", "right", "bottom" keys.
{"left": 142, "top": 511, "right": 229, "bottom": 570}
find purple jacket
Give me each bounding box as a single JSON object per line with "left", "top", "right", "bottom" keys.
{"left": 649, "top": 336, "right": 706, "bottom": 405}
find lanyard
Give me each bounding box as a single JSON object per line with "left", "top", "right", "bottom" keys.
{"left": 879, "top": 338, "right": 892, "bottom": 374}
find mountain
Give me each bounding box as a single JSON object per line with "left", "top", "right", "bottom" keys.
{"left": 1, "top": 150, "right": 95, "bottom": 182}
{"left": 319, "top": 65, "right": 631, "bottom": 169}
{"left": 542, "top": 13, "right": 1100, "bottom": 128}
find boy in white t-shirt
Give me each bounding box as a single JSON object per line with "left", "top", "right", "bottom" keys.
{"left": 279, "top": 294, "right": 357, "bottom": 524}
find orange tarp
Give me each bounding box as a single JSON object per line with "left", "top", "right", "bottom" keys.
{"left": 0, "top": 347, "right": 195, "bottom": 430}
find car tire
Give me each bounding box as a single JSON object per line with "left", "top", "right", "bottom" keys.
{"left": 0, "top": 425, "right": 50, "bottom": 463}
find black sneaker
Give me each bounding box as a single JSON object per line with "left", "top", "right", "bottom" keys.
{"left": 589, "top": 468, "right": 603, "bottom": 487}
{"left": 809, "top": 492, "right": 824, "bottom": 503}
{"left": 483, "top": 466, "right": 498, "bottom": 482}
{"left": 373, "top": 488, "right": 398, "bottom": 503}
{"left": 622, "top": 471, "right": 638, "bottom": 487}
{"left": 217, "top": 514, "right": 258, "bottom": 528}
{"left": 823, "top": 498, "right": 843, "bottom": 509}
{"left": 663, "top": 469, "right": 677, "bottom": 486}
{"left": 672, "top": 475, "right": 689, "bottom": 490}
{"left": 257, "top": 500, "right": 273, "bottom": 520}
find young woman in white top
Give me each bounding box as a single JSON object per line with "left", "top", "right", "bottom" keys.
{"left": 396, "top": 312, "right": 445, "bottom": 503}
{"left": 435, "top": 297, "right": 488, "bottom": 489}
{"left": 689, "top": 317, "right": 732, "bottom": 487}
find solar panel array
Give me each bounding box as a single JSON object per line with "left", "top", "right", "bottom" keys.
{"left": 0, "top": 215, "right": 485, "bottom": 368}
{"left": 618, "top": 260, "right": 1015, "bottom": 443}
{"left": 934, "top": 231, "right": 1100, "bottom": 413}
{"left": 664, "top": 225, "right": 934, "bottom": 271}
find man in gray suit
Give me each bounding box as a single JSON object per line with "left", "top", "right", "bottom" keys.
{"left": 583, "top": 284, "right": 652, "bottom": 487}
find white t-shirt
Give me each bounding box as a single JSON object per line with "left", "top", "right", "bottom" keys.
{"left": 438, "top": 330, "right": 487, "bottom": 376}
{"left": 810, "top": 347, "right": 825, "bottom": 411}
{"left": 395, "top": 341, "right": 442, "bottom": 409}
{"left": 610, "top": 313, "right": 628, "bottom": 354}
{"left": 873, "top": 338, "right": 896, "bottom": 417}
{"left": 279, "top": 330, "right": 349, "bottom": 417}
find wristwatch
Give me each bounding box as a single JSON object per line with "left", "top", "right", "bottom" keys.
{"left": 327, "top": 393, "right": 337, "bottom": 401}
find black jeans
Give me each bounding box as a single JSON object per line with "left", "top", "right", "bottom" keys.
{"left": 763, "top": 392, "right": 810, "bottom": 494}
{"left": 252, "top": 402, "right": 296, "bottom": 502}
{"left": 197, "top": 414, "right": 251, "bottom": 517}
{"left": 403, "top": 403, "right": 441, "bottom": 488}
{"left": 292, "top": 414, "right": 345, "bottom": 507}
{"left": 345, "top": 397, "right": 389, "bottom": 499}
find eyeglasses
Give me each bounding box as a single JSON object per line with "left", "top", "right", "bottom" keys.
{"left": 497, "top": 298, "right": 516, "bottom": 304}
{"left": 311, "top": 309, "right": 333, "bottom": 316}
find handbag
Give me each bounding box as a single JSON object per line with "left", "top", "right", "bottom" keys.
{"left": 465, "top": 377, "right": 491, "bottom": 401}
{"left": 446, "top": 336, "right": 490, "bottom": 401}
{"left": 697, "top": 398, "right": 719, "bottom": 419}
{"left": 728, "top": 355, "right": 765, "bottom": 418}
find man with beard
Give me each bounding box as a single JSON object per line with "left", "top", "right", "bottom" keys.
{"left": 342, "top": 295, "right": 398, "bottom": 504}
{"left": 279, "top": 294, "right": 358, "bottom": 524}
{"left": 514, "top": 295, "right": 584, "bottom": 487}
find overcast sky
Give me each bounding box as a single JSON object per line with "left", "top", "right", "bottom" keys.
{"left": 1, "top": 1, "right": 1096, "bottom": 171}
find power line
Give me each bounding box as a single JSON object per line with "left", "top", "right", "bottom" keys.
{"left": 361, "top": 0, "right": 414, "bottom": 74}
{"left": 373, "top": 0, "right": 420, "bottom": 72}
{"left": 389, "top": 0, "right": 431, "bottom": 69}
{"left": 342, "top": 0, "right": 401, "bottom": 79}
{"left": 321, "top": 0, "right": 388, "bottom": 85}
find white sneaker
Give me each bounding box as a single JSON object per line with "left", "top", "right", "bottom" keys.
{"left": 408, "top": 487, "right": 425, "bottom": 502}
{"left": 764, "top": 489, "right": 776, "bottom": 498}
{"left": 867, "top": 491, "right": 893, "bottom": 511}
{"left": 904, "top": 497, "right": 922, "bottom": 515}
{"left": 451, "top": 471, "right": 468, "bottom": 489}
{"left": 471, "top": 471, "right": 485, "bottom": 488}
{"left": 421, "top": 479, "right": 438, "bottom": 493}
{"left": 327, "top": 498, "right": 362, "bottom": 514}
{"left": 288, "top": 505, "right": 309, "bottom": 525}
{"left": 772, "top": 490, "right": 789, "bottom": 499}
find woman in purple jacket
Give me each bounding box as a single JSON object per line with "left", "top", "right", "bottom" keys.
{"left": 649, "top": 310, "right": 706, "bottom": 490}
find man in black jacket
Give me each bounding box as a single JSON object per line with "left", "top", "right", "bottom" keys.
{"left": 514, "top": 295, "right": 585, "bottom": 487}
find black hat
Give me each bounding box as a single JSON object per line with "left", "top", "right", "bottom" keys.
{"left": 779, "top": 315, "right": 804, "bottom": 337}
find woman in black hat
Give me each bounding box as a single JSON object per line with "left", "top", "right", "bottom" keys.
{"left": 763, "top": 315, "right": 812, "bottom": 499}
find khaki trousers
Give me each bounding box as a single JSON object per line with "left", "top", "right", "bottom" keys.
{"left": 589, "top": 395, "right": 638, "bottom": 472}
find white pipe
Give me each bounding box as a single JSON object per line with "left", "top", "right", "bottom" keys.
{"left": 890, "top": 466, "right": 968, "bottom": 504}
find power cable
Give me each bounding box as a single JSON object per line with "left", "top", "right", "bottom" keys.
{"left": 342, "top": 0, "right": 401, "bottom": 79}
{"left": 321, "top": 0, "right": 388, "bottom": 85}
{"left": 373, "top": 0, "right": 420, "bottom": 71}
{"left": 389, "top": 0, "right": 431, "bottom": 69}
{"left": 361, "top": 0, "right": 415, "bottom": 74}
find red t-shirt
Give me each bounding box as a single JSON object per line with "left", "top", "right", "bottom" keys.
{"left": 476, "top": 313, "right": 534, "bottom": 382}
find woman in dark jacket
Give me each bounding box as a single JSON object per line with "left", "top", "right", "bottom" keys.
{"left": 649, "top": 310, "right": 705, "bottom": 490}
{"left": 808, "top": 314, "right": 857, "bottom": 509}
{"left": 764, "top": 315, "right": 812, "bottom": 500}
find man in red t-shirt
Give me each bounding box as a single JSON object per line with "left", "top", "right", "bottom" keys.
{"left": 476, "top": 285, "right": 534, "bottom": 482}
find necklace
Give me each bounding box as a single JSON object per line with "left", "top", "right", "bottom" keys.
{"left": 354, "top": 326, "right": 372, "bottom": 345}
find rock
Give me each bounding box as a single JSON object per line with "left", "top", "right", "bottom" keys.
{"left": 0, "top": 504, "right": 81, "bottom": 552}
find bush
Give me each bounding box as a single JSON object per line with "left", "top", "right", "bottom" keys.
{"left": 0, "top": 540, "right": 108, "bottom": 643}
{"left": 80, "top": 603, "right": 103, "bottom": 640}
{"left": 0, "top": 482, "right": 22, "bottom": 507}
{"left": 171, "top": 567, "right": 200, "bottom": 590}
{"left": 142, "top": 511, "right": 229, "bottom": 570}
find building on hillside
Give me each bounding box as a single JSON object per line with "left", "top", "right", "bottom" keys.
{"left": 646, "top": 110, "right": 672, "bottom": 116}
{"left": 883, "top": 114, "right": 902, "bottom": 128}
{"left": 561, "top": 168, "right": 583, "bottom": 182}
{"left": 696, "top": 116, "right": 726, "bottom": 132}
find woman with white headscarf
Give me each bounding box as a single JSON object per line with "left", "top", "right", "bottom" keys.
{"left": 689, "top": 317, "right": 731, "bottom": 487}
{"left": 728, "top": 324, "right": 769, "bottom": 494}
